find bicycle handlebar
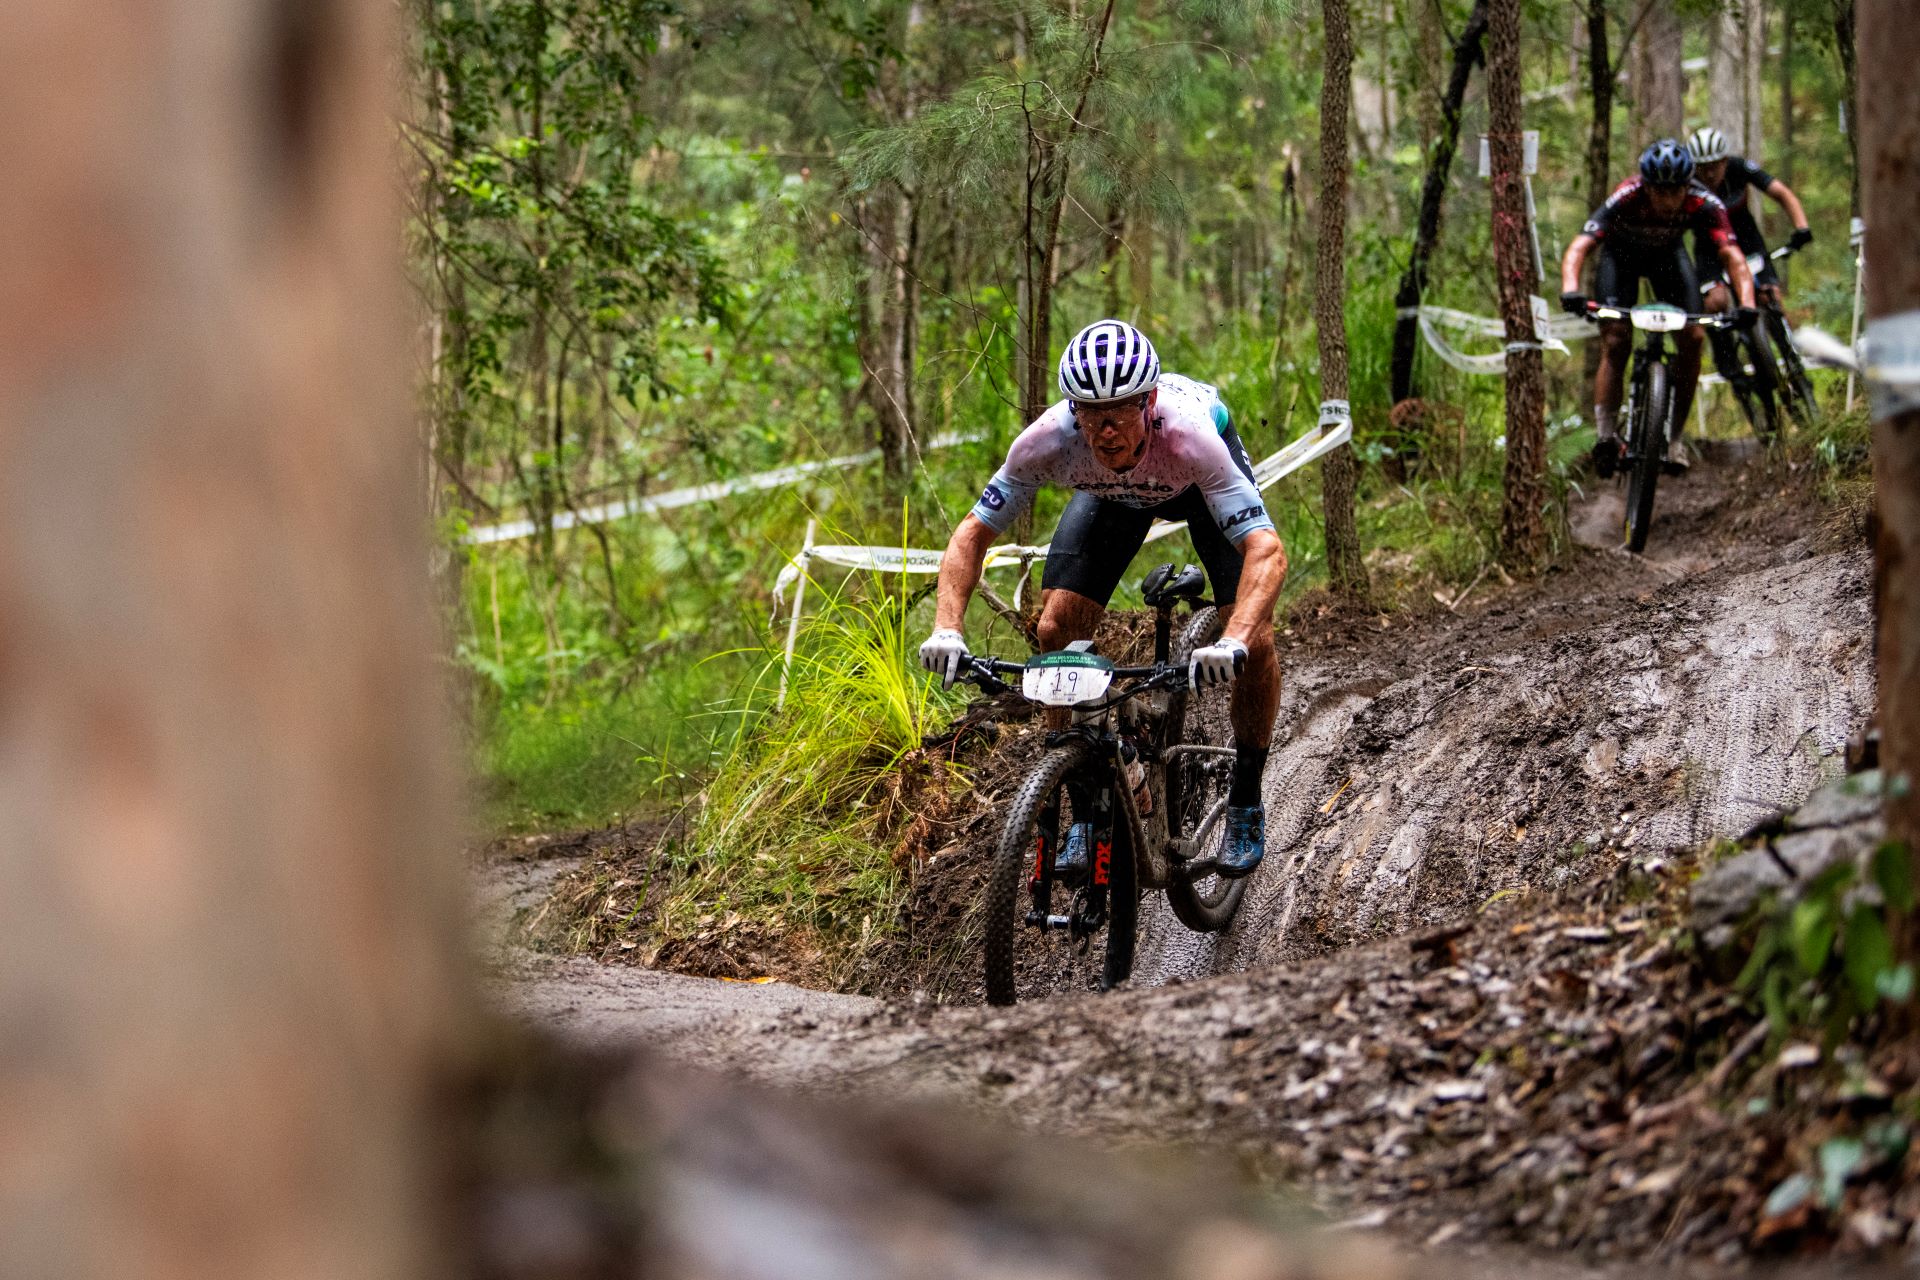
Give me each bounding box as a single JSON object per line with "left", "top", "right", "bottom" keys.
{"left": 1581, "top": 301, "right": 1738, "bottom": 329}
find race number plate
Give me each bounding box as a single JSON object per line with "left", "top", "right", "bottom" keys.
{"left": 1630, "top": 303, "right": 1688, "bottom": 333}
{"left": 1021, "top": 651, "right": 1115, "bottom": 707}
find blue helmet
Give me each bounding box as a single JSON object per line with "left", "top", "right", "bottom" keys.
{"left": 1639, "top": 138, "right": 1695, "bottom": 187}
{"left": 1058, "top": 320, "right": 1160, "bottom": 403}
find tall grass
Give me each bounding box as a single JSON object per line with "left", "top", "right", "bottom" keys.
{"left": 655, "top": 567, "right": 963, "bottom": 968}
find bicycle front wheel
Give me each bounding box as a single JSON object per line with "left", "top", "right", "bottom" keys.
{"left": 1624, "top": 360, "right": 1667, "bottom": 554}
{"left": 1162, "top": 606, "right": 1248, "bottom": 933}
{"left": 1769, "top": 312, "right": 1819, "bottom": 425}
{"left": 983, "top": 738, "right": 1092, "bottom": 1006}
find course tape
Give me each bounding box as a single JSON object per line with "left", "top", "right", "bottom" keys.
{"left": 464, "top": 430, "right": 985, "bottom": 545}
{"left": 771, "top": 417, "right": 1355, "bottom": 608}
{"left": 1399, "top": 296, "right": 1586, "bottom": 377}
{"left": 1866, "top": 310, "right": 1920, "bottom": 419}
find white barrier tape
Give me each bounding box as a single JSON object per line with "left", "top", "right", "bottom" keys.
{"left": 1866, "top": 311, "right": 1920, "bottom": 420}
{"left": 464, "top": 429, "right": 986, "bottom": 545}
{"left": 771, "top": 418, "right": 1356, "bottom": 610}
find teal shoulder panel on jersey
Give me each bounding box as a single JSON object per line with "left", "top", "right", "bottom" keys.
{"left": 1210, "top": 400, "right": 1231, "bottom": 434}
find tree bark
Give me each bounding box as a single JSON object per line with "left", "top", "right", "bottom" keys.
{"left": 1858, "top": 0, "right": 1920, "bottom": 857}
{"left": 1709, "top": 0, "right": 1765, "bottom": 159}
{"left": 1488, "top": 0, "right": 1549, "bottom": 573}
{"left": 0, "top": 0, "right": 472, "bottom": 1275}
{"left": 1389, "top": 0, "right": 1490, "bottom": 408}
{"left": 1317, "top": 0, "right": 1370, "bottom": 602}
{"left": 1632, "top": 0, "right": 1686, "bottom": 138}
{"left": 1834, "top": 0, "right": 1862, "bottom": 216}
{"left": 1584, "top": 0, "right": 1615, "bottom": 383}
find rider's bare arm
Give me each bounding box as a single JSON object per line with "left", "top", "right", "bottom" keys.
{"left": 1764, "top": 178, "right": 1809, "bottom": 235}
{"left": 934, "top": 514, "right": 998, "bottom": 632}
{"left": 1561, "top": 233, "right": 1597, "bottom": 294}
{"left": 1221, "top": 529, "right": 1286, "bottom": 649}
{"left": 1719, "top": 242, "right": 1757, "bottom": 309}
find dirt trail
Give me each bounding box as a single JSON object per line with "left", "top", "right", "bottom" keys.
{"left": 483, "top": 446, "right": 1876, "bottom": 1266}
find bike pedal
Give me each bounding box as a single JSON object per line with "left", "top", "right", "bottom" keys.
{"left": 1180, "top": 857, "right": 1222, "bottom": 879}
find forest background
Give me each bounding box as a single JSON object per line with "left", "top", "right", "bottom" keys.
{"left": 406, "top": 0, "right": 1866, "bottom": 880}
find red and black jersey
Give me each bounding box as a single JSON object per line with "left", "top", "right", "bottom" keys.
{"left": 1582, "top": 177, "right": 1737, "bottom": 256}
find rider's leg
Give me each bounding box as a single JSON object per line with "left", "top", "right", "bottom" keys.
{"left": 1590, "top": 246, "right": 1633, "bottom": 472}
{"left": 1183, "top": 500, "right": 1276, "bottom": 876}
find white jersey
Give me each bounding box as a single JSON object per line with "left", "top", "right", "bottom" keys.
{"left": 969, "top": 373, "right": 1274, "bottom": 544}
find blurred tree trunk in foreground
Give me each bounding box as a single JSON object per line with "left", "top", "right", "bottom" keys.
{"left": 0, "top": 1, "right": 473, "bottom": 1275}
{"left": 1858, "top": 0, "right": 1920, "bottom": 859}
{"left": 1487, "top": 0, "right": 1547, "bottom": 573}
{"left": 1316, "top": 0, "right": 1371, "bottom": 604}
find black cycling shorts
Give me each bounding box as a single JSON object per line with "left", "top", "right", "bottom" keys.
{"left": 1040, "top": 423, "right": 1259, "bottom": 608}
{"left": 1593, "top": 242, "right": 1703, "bottom": 312}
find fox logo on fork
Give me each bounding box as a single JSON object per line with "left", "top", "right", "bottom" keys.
{"left": 1093, "top": 838, "right": 1112, "bottom": 886}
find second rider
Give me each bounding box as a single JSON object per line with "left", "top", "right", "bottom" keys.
{"left": 918, "top": 320, "right": 1287, "bottom": 879}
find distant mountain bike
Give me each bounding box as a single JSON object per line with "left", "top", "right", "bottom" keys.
{"left": 956, "top": 563, "right": 1247, "bottom": 1006}
{"left": 1711, "top": 242, "right": 1820, "bottom": 439}
{"left": 1584, "top": 300, "right": 1741, "bottom": 554}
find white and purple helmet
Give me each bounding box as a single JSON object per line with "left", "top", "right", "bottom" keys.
{"left": 1058, "top": 320, "right": 1160, "bottom": 404}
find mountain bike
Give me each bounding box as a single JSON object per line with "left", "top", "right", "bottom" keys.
{"left": 1584, "top": 300, "right": 1740, "bottom": 554}
{"left": 956, "top": 563, "right": 1247, "bottom": 1006}
{"left": 1710, "top": 242, "right": 1819, "bottom": 438}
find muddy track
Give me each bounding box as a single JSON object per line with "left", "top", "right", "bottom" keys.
{"left": 484, "top": 446, "right": 1876, "bottom": 1264}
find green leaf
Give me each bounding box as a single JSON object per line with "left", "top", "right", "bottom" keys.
{"left": 1843, "top": 908, "right": 1894, "bottom": 1008}
{"left": 1764, "top": 1172, "right": 1816, "bottom": 1218}
{"left": 1790, "top": 896, "right": 1838, "bottom": 976}
{"left": 1878, "top": 962, "right": 1915, "bottom": 1003}
{"left": 1818, "top": 1136, "right": 1866, "bottom": 1208}
{"left": 1871, "top": 842, "right": 1916, "bottom": 914}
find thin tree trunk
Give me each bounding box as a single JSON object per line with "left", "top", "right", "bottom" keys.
{"left": 1779, "top": 2, "right": 1794, "bottom": 287}
{"left": 1834, "top": 0, "right": 1862, "bottom": 216}
{"left": 1584, "top": 0, "right": 1615, "bottom": 383}
{"left": 0, "top": 0, "right": 471, "bottom": 1274}
{"left": 1389, "top": 0, "right": 1490, "bottom": 408}
{"left": 1858, "top": 0, "right": 1920, "bottom": 858}
{"left": 1709, "top": 0, "right": 1765, "bottom": 158}
{"left": 1489, "top": 0, "right": 1549, "bottom": 572}
{"left": 1317, "top": 0, "right": 1370, "bottom": 602}
{"left": 1632, "top": 0, "right": 1685, "bottom": 138}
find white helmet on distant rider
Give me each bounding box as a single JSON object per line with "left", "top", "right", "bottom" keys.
{"left": 1687, "top": 126, "right": 1730, "bottom": 163}
{"left": 1057, "top": 320, "right": 1161, "bottom": 404}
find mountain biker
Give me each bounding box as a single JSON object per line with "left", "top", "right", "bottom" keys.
{"left": 918, "top": 319, "right": 1287, "bottom": 880}
{"left": 1559, "top": 139, "right": 1758, "bottom": 478}
{"left": 1686, "top": 126, "right": 1814, "bottom": 394}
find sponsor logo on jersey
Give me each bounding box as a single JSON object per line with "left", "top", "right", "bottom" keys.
{"left": 979, "top": 484, "right": 1006, "bottom": 511}
{"left": 1222, "top": 503, "right": 1268, "bottom": 530}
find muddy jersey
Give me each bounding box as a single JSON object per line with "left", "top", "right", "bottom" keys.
{"left": 1582, "top": 177, "right": 1737, "bottom": 257}
{"left": 1706, "top": 156, "right": 1776, "bottom": 254}
{"left": 969, "top": 373, "right": 1274, "bottom": 545}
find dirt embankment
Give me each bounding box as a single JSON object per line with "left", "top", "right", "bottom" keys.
{"left": 486, "top": 447, "right": 1884, "bottom": 1266}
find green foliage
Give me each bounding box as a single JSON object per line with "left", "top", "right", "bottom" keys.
{"left": 1734, "top": 841, "right": 1920, "bottom": 1042}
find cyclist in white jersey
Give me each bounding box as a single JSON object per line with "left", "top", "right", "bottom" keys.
{"left": 918, "top": 320, "right": 1288, "bottom": 878}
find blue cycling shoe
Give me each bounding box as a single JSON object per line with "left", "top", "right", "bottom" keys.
{"left": 1217, "top": 805, "right": 1265, "bottom": 878}
{"left": 1056, "top": 822, "right": 1091, "bottom": 881}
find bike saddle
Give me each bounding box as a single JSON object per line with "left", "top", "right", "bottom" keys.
{"left": 1141, "top": 563, "right": 1206, "bottom": 607}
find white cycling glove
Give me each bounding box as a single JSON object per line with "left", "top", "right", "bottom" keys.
{"left": 918, "top": 628, "right": 970, "bottom": 689}
{"left": 1189, "top": 636, "right": 1248, "bottom": 690}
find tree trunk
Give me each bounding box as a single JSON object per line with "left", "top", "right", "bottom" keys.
{"left": 1778, "top": 7, "right": 1794, "bottom": 288}
{"left": 1389, "top": 0, "right": 1490, "bottom": 408}
{"left": 1584, "top": 0, "right": 1615, "bottom": 383}
{"left": 1317, "top": 0, "right": 1371, "bottom": 602}
{"left": 1489, "top": 0, "right": 1549, "bottom": 573}
{"left": 858, "top": 183, "right": 916, "bottom": 482}
{"left": 1858, "top": 0, "right": 1920, "bottom": 857}
{"left": 1834, "top": 0, "right": 1862, "bottom": 216}
{"left": 0, "top": 0, "right": 471, "bottom": 1275}
{"left": 1709, "top": 0, "right": 1765, "bottom": 159}
{"left": 1632, "top": 0, "right": 1686, "bottom": 138}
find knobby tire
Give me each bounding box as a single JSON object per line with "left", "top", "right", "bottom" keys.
{"left": 1737, "top": 325, "right": 1782, "bottom": 443}
{"left": 1624, "top": 360, "right": 1667, "bottom": 554}
{"left": 1768, "top": 311, "right": 1819, "bottom": 425}
{"left": 984, "top": 738, "right": 1091, "bottom": 1007}
{"left": 1162, "top": 606, "right": 1248, "bottom": 933}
